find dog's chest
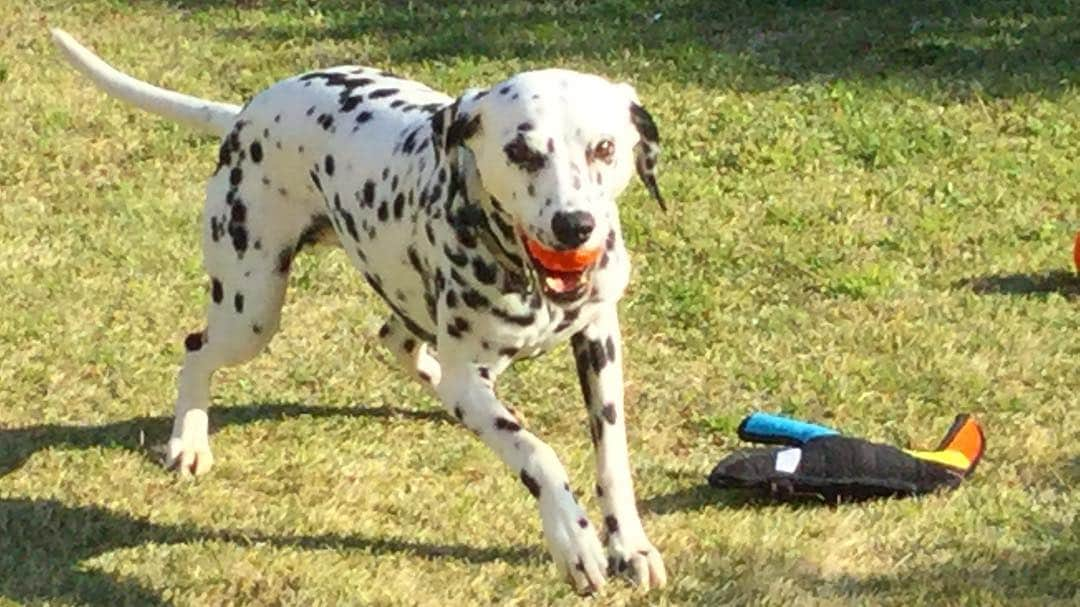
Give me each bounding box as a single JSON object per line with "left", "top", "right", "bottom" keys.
{"left": 466, "top": 288, "right": 606, "bottom": 361}
{"left": 433, "top": 240, "right": 630, "bottom": 364}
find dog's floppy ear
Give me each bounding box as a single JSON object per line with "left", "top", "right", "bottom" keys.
{"left": 442, "top": 88, "right": 488, "bottom": 151}
{"left": 629, "top": 101, "right": 665, "bottom": 212}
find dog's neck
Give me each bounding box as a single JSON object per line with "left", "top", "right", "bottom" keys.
{"left": 447, "top": 149, "right": 530, "bottom": 286}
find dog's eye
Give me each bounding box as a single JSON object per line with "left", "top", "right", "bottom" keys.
{"left": 591, "top": 139, "right": 615, "bottom": 164}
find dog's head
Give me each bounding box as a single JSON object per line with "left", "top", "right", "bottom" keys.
{"left": 445, "top": 69, "right": 662, "bottom": 300}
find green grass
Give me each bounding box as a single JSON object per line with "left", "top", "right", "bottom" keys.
{"left": 2, "top": 0, "right": 1078, "bottom": 604}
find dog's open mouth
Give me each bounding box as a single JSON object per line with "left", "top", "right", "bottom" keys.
{"left": 521, "top": 233, "right": 602, "bottom": 299}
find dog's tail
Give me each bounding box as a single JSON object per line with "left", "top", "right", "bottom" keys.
{"left": 50, "top": 28, "right": 240, "bottom": 136}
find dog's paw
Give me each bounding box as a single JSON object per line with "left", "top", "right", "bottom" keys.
{"left": 165, "top": 434, "right": 214, "bottom": 476}
{"left": 539, "top": 495, "right": 607, "bottom": 594}
{"left": 606, "top": 529, "right": 667, "bottom": 591}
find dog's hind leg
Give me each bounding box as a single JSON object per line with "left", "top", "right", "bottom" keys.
{"left": 167, "top": 159, "right": 316, "bottom": 475}
{"left": 377, "top": 315, "right": 441, "bottom": 396}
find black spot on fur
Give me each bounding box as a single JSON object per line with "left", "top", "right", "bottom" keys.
{"left": 341, "top": 209, "right": 359, "bottom": 240}
{"left": 325, "top": 155, "right": 335, "bottom": 175}
{"left": 317, "top": 113, "right": 334, "bottom": 130}
{"left": 230, "top": 223, "right": 248, "bottom": 253}
{"left": 503, "top": 134, "right": 547, "bottom": 173}
{"left": 588, "top": 339, "right": 608, "bottom": 373}
{"left": 229, "top": 167, "right": 243, "bottom": 186}
{"left": 309, "top": 170, "right": 322, "bottom": 192}
{"left": 369, "top": 88, "right": 399, "bottom": 99}
{"left": 601, "top": 403, "right": 617, "bottom": 424}
{"left": 444, "top": 245, "right": 468, "bottom": 267}
{"left": 445, "top": 290, "right": 458, "bottom": 308}
{"left": 428, "top": 183, "right": 443, "bottom": 205}
{"left": 495, "top": 417, "right": 521, "bottom": 432}
{"left": 446, "top": 113, "right": 481, "bottom": 149}
{"left": 216, "top": 143, "right": 231, "bottom": 172}
{"left": 234, "top": 292, "right": 244, "bottom": 313}
{"left": 571, "top": 333, "right": 594, "bottom": 406}
{"left": 340, "top": 96, "right": 363, "bottom": 113}
{"left": 249, "top": 141, "right": 263, "bottom": 163}
{"left": 472, "top": 258, "right": 497, "bottom": 285}
{"left": 356, "top": 111, "right": 373, "bottom": 124}
{"left": 462, "top": 289, "right": 489, "bottom": 309}
{"left": 393, "top": 192, "right": 405, "bottom": 219}
{"left": 403, "top": 338, "right": 416, "bottom": 353}
{"left": 211, "top": 278, "right": 223, "bottom": 304}
{"left": 520, "top": 469, "right": 541, "bottom": 498}
{"left": 363, "top": 180, "right": 376, "bottom": 206}
{"left": 184, "top": 331, "right": 204, "bottom": 352}
{"left": 402, "top": 129, "right": 418, "bottom": 154}
{"left": 446, "top": 315, "right": 470, "bottom": 339}
{"left": 605, "top": 515, "right": 619, "bottom": 535}
{"left": 406, "top": 246, "right": 425, "bottom": 277}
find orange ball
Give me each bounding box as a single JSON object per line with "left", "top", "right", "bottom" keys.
{"left": 524, "top": 237, "right": 602, "bottom": 272}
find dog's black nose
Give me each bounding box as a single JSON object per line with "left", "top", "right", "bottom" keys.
{"left": 551, "top": 210, "right": 595, "bottom": 248}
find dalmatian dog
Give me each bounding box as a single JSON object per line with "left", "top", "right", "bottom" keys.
{"left": 51, "top": 29, "right": 667, "bottom": 593}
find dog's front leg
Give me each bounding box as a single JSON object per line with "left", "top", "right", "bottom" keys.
{"left": 570, "top": 308, "right": 667, "bottom": 590}
{"left": 436, "top": 359, "right": 607, "bottom": 594}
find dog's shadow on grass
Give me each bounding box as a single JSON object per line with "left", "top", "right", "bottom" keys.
{"left": 0, "top": 402, "right": 453, "bottom": 477}
{"left": 0, "top": 403, "right": 546, "bottom": 605}
{"left": 0, "top": 496, "right": 539, "bottom": 607}
{"left": 954, "top": 270, "right": 1080, "bottom": 299}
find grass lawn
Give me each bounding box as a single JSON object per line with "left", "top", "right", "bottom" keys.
{"left": 1, "top": 0, "right": 1077, "bottom": 604}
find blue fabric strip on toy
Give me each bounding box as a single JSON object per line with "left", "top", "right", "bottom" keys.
{"left": 737, "top": 413, "right": 839, "bottom": 446}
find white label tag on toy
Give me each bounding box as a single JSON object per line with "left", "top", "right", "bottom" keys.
{"left": 774, "top": 448, "right": 802, "bottom": 474}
